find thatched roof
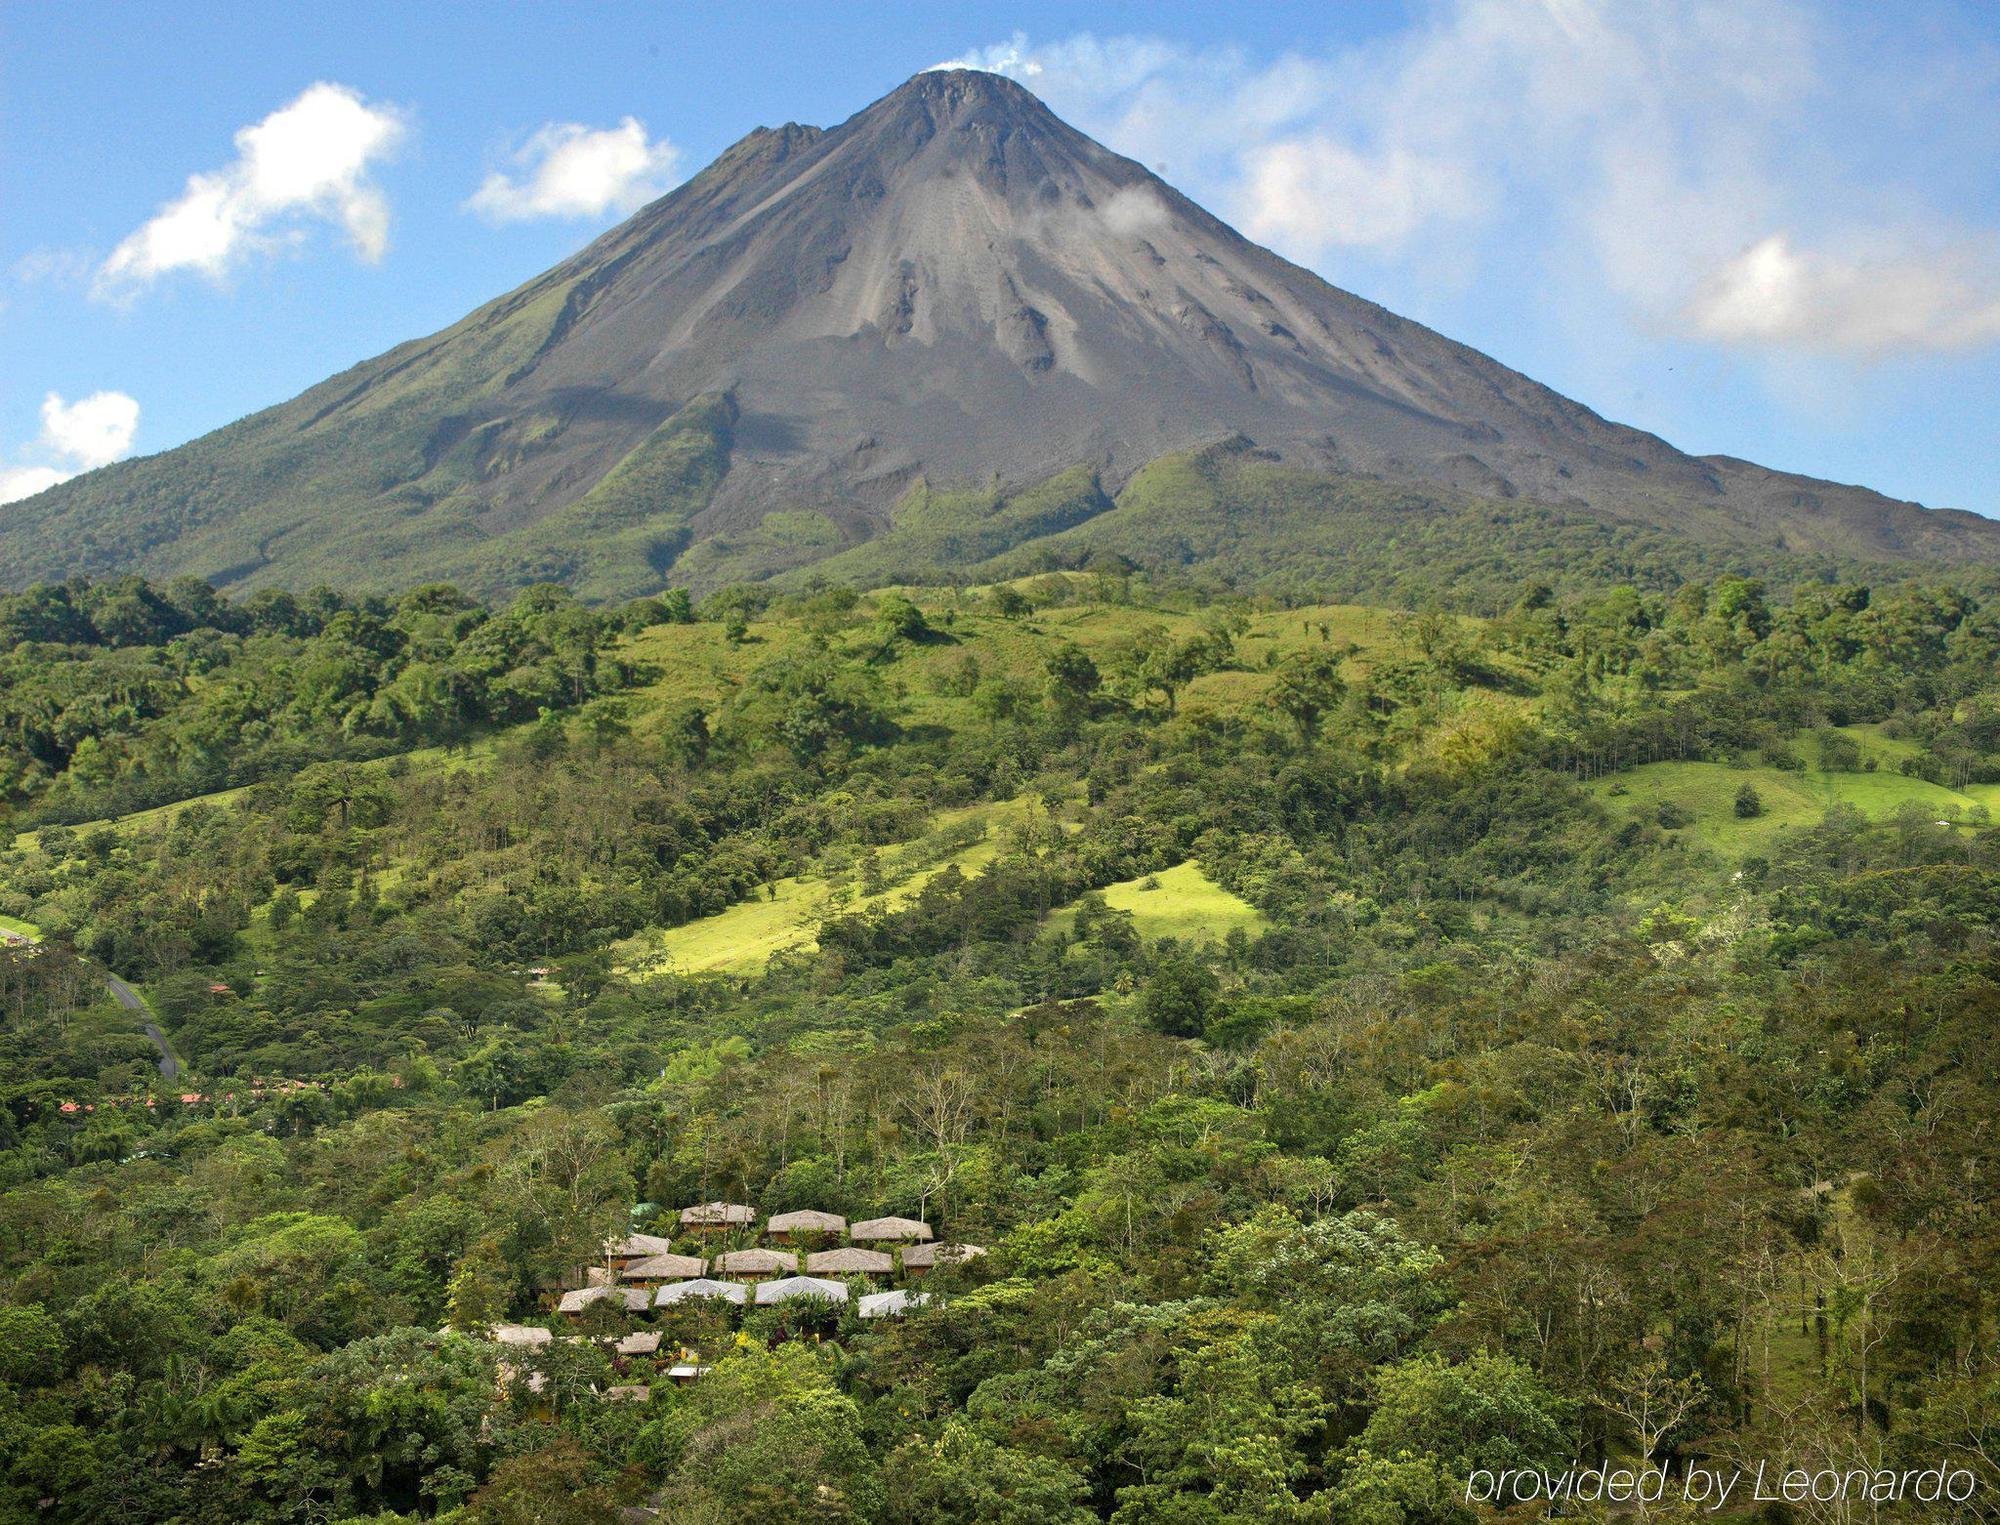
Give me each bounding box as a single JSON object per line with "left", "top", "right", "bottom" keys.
{"left": 765, "top": 1209, "right": 847, "bottom": 1234}
{"left": 491, "top": 1323, "right": 554, "bottom": 1347}
{"left": 655, "top": 1278, "right": 748, "bottom": 1306}
{"left": 615, "top": 1331, "right": 663, "bottom": 1355}
{"left": 619, "top": 1252, "right": 707, "bottom": 1281}
{"left": 715, "top": 1247, "right": 796, "bottom": 1275}
{"left": 753, "top": 1275, "right": 849, "bottom": 1305}
{"left": 557, "top": 1285, "right": 651, "bottom": 1315}
{"left": 850, "top": 1216, "right": 935, "bottom": 1243}
{"left": 602, "top": 1384, "right": 652, "bottom": 1402}
{"left": 805, "top": 1247, "right": 895, "bottom": 1275}
{"left": 900, "top": 1242, "right": 986, "bottom": 1269}
{"left": 679, "top": 1201, "right": 756, "bottom": 1226}
{"left": 858, "top": 1289, "right": 935, "bottom": 1319}
{"left": 605, "top": 1231, "right": 675, "bottom": 1259}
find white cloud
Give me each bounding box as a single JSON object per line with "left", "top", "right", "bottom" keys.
{"left": 41, "top": 390, "right": 140, "bottom": 469}
{"left": 932, "top": 37, "right": 1035, "bottom": 76}
{"left": 0, "top": 390, "right": 141, "bottom": 505}
{"left": 96, "top": 83, "right": 405, "bottom": 297}
{"left": 945, "top": 5, "right": 2000, "bottom": 360}
{"left": 0, "top": 466, "right": 70, "bottom": 506}
{"left": 1685, "top": 233, "right": 2000, "bottom": 356}
{"left": 13, "top": 248, "right": 98, "bottom": 288}
{"left": 466, "top": 119, "right": 681, "bottom": 222}
{"left": 1241, "top": 138, "right": 1484, "bottom": 257}
{"left": 1099, "top": 186, "right": 1172, "bottom": 238}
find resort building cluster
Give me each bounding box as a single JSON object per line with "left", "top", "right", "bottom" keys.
{"left": 484, "top": 1201, "right": 986, "bottom": 1397}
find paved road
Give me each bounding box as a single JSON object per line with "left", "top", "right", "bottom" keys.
{"left": 106, "top": 971, "right": 180, "bottom": 1081}
{"left": 4, "top": 928, "right": 179, "bottom": 1080}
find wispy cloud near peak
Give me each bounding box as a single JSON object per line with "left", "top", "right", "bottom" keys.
{"left": 466, "top": 119, "right": 681, "bottom": 222}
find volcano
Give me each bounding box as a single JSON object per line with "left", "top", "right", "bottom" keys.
{"left": 5, "top": 68, "right": 1996, "bottom": 597}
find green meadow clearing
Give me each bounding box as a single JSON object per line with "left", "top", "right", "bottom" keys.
{"left": 1070, "top": 860, "right": 1268, "bottom": 947}
{"left": 615, "top": 795, "right": 1053, "bottom": 976}
{"left": 1594, "top": 723, "right": 1999, "bottom": 856}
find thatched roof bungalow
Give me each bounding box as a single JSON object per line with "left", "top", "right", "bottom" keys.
{"left": 618, "top": 1252, "right": 707, "bottom": 1285}
{"left": 858, "top": 1289, "right": 934, "bottom": 1319}
{"left": 603, "top": 1232, "right": 675, "bottom": 1267}
{"left": 679, "top": 1201, "right": 756, "bottom": 1232}
{"left": 655, "top": 1278, "right": 749, "bottom": 1307}
{"left": 753, "top": 1275, "right": 849, "bottom": 1306}
{"left": 764, "top": 1209, "right": 847, "bottom": 1242}
{"left": 490, "top": 1327, "right": 555, "bottom": 1398}
{"left": 714, "top": 1247, "right": 796, "bottom": 1281}
{"left": 900, "top": 1242, "right": 986, "bottom": 1275}
{"left": 850, "top": 1216, "right": 935, "bottom": 1244}
{"left": 614, "top": 1331, "right": 663, "bottom": 1356}
{"left": 557, "top": 1286, "right": 651, "bottom": 1316}
{"left": 805, "top": 1247, "right": 895, "bottom": 1276}
{"left": 491, "top": 1323, "right": 554, "bottom": 1348}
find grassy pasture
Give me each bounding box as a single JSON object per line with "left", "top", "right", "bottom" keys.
{"left": 616, "top": 795, "right": 1049, "bottom": 976}
{"left": 1595, "top": 723, "right": 1998, "bottom": 856}
{"left": 1073, "top": 860, "right": 1268, "bottom": 946}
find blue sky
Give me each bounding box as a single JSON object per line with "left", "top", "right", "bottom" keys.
{"left": 4, "top": 0, "right": 1999, "bottom": 517}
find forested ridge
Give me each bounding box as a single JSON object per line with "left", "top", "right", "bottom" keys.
{"left": 0, "top": 576, "right": 646, "bottom": 825}
{"left": 2, "top": 565, "right": 1999, "bottom": 1523}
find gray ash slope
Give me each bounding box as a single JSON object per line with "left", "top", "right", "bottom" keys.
{"left": 6, "top": 68, "right": 1996, "bottom": 596}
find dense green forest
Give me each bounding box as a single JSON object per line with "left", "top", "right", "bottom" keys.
{"left": 0, "top": 576, "right": 649, "bottom": 825}
{"left": 2, "top": 565, "right": 1999, "bottom": 1522}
